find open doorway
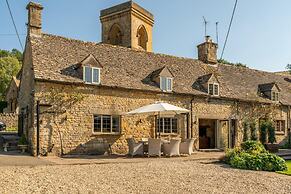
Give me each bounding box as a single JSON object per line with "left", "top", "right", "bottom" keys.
{"left": 199, "top": 119, "right": 216, "bottom": 149}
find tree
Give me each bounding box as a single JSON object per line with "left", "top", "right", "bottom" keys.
{"left": 286, "top": 64, "right": 291, "bottom": 74}
{"left": 218, "top": 58, "right": 247, "bottom": 68}
{"left": 0, "top": 49, "right": 22, "bottom": 101}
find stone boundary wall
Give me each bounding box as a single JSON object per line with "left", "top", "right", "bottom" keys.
{"left": 0, "top": 113, "right": 18, "bottom": 129}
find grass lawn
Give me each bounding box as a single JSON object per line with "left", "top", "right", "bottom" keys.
{"left": 277, "top": 160, "right": 291, "bottom": 176}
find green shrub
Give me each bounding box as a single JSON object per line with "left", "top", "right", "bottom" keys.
{"left": 241, "top": 140, "right": 266, "bottom": 154}
{"left": 225, "top": 147, "right": 241, "bottom": 164}
{"left": 260, "top": 153, "right": 287, "bottom": 171}
{"left": 225, "top": 140, "right": 287, "bottom": 172}
{"left": 230, "top": 155, "right": 247, "bottom": 169}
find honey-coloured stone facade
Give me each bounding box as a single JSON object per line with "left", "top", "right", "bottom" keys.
{"left": 28, "top": 81, "right": 290, "bottom": 156}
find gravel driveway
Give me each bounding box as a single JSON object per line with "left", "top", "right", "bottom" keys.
{"left": 0, "top": 157, "right": 290, "bottom": 194}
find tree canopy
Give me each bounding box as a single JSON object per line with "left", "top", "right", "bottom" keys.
{"left": 0, "top": 49, "right": 22, "bottom": 101}
{"left": 286, "top": 64, "right": 291, "bottom": 74}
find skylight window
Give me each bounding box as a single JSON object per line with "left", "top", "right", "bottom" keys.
{"left": 83, "top": 66, "right": 100, "bottom": 84}
{"left": 160, "top": 77, "right": 173, "bottom": 92}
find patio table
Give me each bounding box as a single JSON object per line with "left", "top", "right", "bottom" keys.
{"left": 139, "top": 139, "right": 170, "bottom": 155}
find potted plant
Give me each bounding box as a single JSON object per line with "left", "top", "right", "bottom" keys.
{"left": 18, "top": 134, "right": 28, "bottom": 153}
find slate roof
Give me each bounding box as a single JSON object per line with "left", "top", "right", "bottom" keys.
{"left": 29, "top": 33, "right": 291, "bottom": 105}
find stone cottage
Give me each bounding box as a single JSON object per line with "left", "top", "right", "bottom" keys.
{"left": 4, "top": 76, "right": 20, "bottom": 114}
{"left": 19, "top": 1, "right": 291, "bottom": 156}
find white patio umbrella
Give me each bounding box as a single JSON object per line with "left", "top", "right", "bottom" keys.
{"left": 127, "top": 102, "right": 190, "bottom": 115}
{"left": 127, "top": 102, "right": 190, "bottom": 138}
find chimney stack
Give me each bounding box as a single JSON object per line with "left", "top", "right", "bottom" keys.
{"left": 26, "top": 2, "right": 43, "bottom": 36}
{"left": 197, "top": 36, "right": 218, "bottom": 64}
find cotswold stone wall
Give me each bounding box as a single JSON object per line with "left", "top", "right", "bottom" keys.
{"left": 0, "top": 113, "right": 18, "bottom": 129}
{"left": 31, "top": 81, "right": 290, "bottom": 156}
{"left": 33, "top": 82, "right": 191, "bottom": 156}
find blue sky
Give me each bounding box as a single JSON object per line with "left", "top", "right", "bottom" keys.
{"left": 1, "top": 0, "right": 291, "bottom": 72}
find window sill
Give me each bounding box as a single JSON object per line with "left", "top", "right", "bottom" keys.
{"left": 84, "top": 81, "right": 100, "bottom": 85}
{"left": 157, "top": 133, "right": 179, "bottom": 136}
{"left": 91, "top": 132, "right": 121, "bottom": 136}
{"left": 275, "top": 131, "right": 285, "bottom": 135}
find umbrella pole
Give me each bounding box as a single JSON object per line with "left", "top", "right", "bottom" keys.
{"left": 159, "top": 112, "right": 161, "bottom": 138}
{"left": 154, "top": 115, "right": 157, "bottom": 138}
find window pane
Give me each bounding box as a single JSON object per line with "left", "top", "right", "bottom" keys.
{"left": 172, "top": 118, "right": 178, "bottom": 133}
{"left": 112, "top": 116, "right": 120, "bottom": 133}
{"left": 271, "top": 92, "right": 276, "bottom": 101}
{"left": 85, "top": 66, "right": 92, "bottom": 83}
{"left": 275, "top": 93, "right": 279, "bottom": 101}
{"left": 102, "top": 115, "right": 111, "bottom": 133}
{"left": 214, "top": 84, "right": 219, "bottom": 95}
{"left": 167, "top": 78, "right": 172, "bottom": 91}
{"left": 209, "top": 84, "right": 214, "bottom": 95}
{"left": 161, "top": 77, "right": 167, "bottom": 91}
{"left": 93, "top": 68, "right": 100, "bottom": 83}
{"left": 276, "top": 120, "right": 285, "bottom": 132}
{"left": 93, "top": 115, "right": 102, "bottom": 132}
{"left": 158, "top": 118, "right": 163, "bottom": 133}
{"left": 164, "top": 118, "right": 171, "bottom": 133}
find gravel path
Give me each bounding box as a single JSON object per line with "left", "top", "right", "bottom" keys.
{"left": 0, "top": 158, "right": 290, "bottom": 194}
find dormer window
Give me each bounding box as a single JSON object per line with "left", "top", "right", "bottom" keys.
{"left": 271, "top": 91, "right": 279, "bottom": 101}
{"left": 208, "top": 83, "right": 219, "bottom": 96}
{"left": 83, "top": 66, "right": 100, "bottom": 84}
{"left": 258, "top": 82, "right": 280, "bottom": 102}
{"left": 78, "top": 54, "right": 103, "bottom": 85}
{"left": 160, "top": 77, "right": 173, "bottom": 92}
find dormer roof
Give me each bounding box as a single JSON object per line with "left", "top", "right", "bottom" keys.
{"left": 151, "top": 66, "right": 174, "bottom": 79}
{"left": 196, "top": 73, "right": 219, "bottom": 84}
{"left": 77, "top": 54, "right": 103, "bottom": 68}
{"left": 192, "top": 73, "right": 219, "bottom": 93}
{"left": 258, "top": 82, "right": 281, "bottom": 92}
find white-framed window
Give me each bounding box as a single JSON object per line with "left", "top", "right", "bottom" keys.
{"left": 158, "top": 117, "right": 178, "bottom": 134}
{"left": 93, "top": 115, "right": 120, "bottom": 134}
{"left": 275, "top": 120, "right": 285, "bottom": 133}
{"left": 83, "top": 66, "right": 100, "bottom": 84}
{"left": 208, "top": 83, "right": 219, "bottom": 96}
{"left": 160, "top": 77, "right": 173, "bottom": 92}
{"left": 271, "top": 91, "right": 279, "bottom": 101}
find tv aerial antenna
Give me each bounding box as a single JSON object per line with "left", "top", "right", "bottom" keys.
{"left": 216, "top": 21, "right": 219, "bottom": 45}
{"left": 203, "top": 16, "right": 208, "bottom": 37}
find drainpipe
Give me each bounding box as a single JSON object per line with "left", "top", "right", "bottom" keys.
{"left": 36, "top": 100, "right": 40, "bottom": 156}
{"left": 288, "top": 105, "right": 290, "bottom": 130}
{"left": 190, "top": 97, "right": 195, "bottom": 138}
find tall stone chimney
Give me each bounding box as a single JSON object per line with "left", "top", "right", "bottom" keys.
{"left": 197, "top": 36, "right": 218, "bottom": 64}
{"left": 26, "top": 2, "right": 43, "bottom": 36}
